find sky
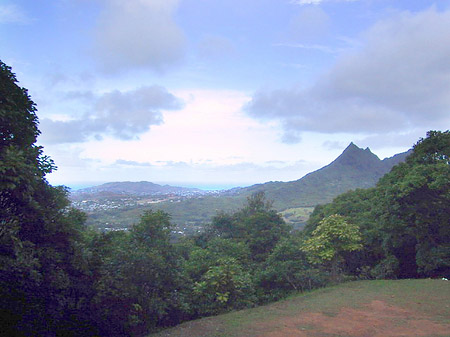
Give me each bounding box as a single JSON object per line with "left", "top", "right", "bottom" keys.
{"left": 2, "top": 0, "right": 450, "bottom": 190}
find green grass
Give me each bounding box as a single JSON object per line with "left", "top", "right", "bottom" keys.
{"left": 150, "top": 279, "right": 450, "bottom": 337}
{"left": 280, "top": 207, "right": 314, "bottom": 229}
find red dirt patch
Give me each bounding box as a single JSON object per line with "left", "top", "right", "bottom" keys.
{"left": 257, "top": 300, "right": 450, "bottom": 337}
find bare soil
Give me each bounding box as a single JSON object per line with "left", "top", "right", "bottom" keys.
{"left": 151, "top": 280, "right": 450, "bottom": 337}
{"left": 257, "top": 300, "right": 449, "bottom": 337}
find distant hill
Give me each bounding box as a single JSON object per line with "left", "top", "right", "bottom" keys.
{"left": 238, "top": 143, "right": 411, "bottom": 209}
{"left": 76, "top": 143, "right": 411, "bottom": 230}
{"left": 72, "top": 181, "right": 203, "bottom": 198}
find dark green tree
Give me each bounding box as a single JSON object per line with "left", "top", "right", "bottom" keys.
{"left": 374, "top": 131, "right": 450, "bottom": 278}
{"left": 257, "top": 233, "right": 327, "bottom": 301}
{"left": 0, "top": 60, "right": 96, "bottom": 336}
{"left": 91, "top": 211, "right": 190, "bottom": 335}
{"left": 305, "top": 131, "right": 450, "bottom": 279}
{"left": 208, "top": 192, "right": 291, "bottom": 262}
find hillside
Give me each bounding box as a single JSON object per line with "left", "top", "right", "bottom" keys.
{"left": 239, "top": 142, "right": 411, "bottom": 209}
{"left": 77, "top": 143, "right": 411, "bottom": 230}
{"left": 150, "top": 279, "right": 450, "bottom": 337}
{"left": 72, "top": 181, "right": 203, "bottom": 199}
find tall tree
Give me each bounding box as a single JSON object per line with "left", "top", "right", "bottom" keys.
{"left": 0, "top": 60, "right": 96, "bottom": 336}
{"left": 375, "top": 131, "right": 450, "bottom": 278}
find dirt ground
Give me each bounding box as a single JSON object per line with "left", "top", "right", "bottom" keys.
{"left": 257, "top": 300, "right": 450, "bottom": 337}
{"left": 154, "top": 299, "right": 450, "bottom": 337}
{"left": 152, "top": 280, "right": 450, "bottom": 337}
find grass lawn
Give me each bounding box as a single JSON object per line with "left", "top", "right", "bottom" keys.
{"left": 150, "top": 279, "right": 450, "bottom": 337}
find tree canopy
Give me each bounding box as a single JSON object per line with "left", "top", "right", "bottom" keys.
{"left": 306, "top": 130, "right": 450, "bottom": 279}
{"left": 0, "top": 60, "right": 94, "bottom": 335}
{"left": 302, "top": 214, "right": 362, "bottom": 280}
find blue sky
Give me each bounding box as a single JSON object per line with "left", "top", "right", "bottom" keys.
{"left": 2, "top": 0, "right": 450, "bottom": 189}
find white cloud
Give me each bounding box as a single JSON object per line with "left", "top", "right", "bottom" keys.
{"left": 43, "top": 89, "right": 363, "bottom": 187}
{"left": 93, "top": 0, "right": 185, "bottom": 73}
{"left": 246, "top": 8, "right": 450, "bottom": 142}
{"left": 79, "top": 89, "right": 263, "bottom": 165}
{"left": 39, "top": 86, "right": 183, "bottom": 144}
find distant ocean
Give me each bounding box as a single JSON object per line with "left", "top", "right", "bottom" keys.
{"left": 173, "top": 183, "right": 246, "bottom": 191}
{"left": 60, "top": 182, "right": 248, "bottom": 192}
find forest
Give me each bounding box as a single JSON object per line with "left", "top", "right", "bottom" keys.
{"left": 1, "top": 60, "right": 449, "bottom": 336}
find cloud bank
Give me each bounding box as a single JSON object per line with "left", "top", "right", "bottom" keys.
{"left": 246, "top": 8, "right": 450, "bottom": 142}
{"left": 93, "top": 0, "right": 185, "bottom": 73}
{"left": 40, "top": 86, "right": 183, "bottom": 144}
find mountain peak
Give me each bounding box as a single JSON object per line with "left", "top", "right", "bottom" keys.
{"left": 331, "top": 142, "right": 380, "bottom": 169}
{"left": 343, "top": 142, "right": 372, "bottom": 153}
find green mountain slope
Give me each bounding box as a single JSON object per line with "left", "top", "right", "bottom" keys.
{"left": 81, "top": 143, "right": 411, "bottom": 230}
{"left": 240, "top": 143, "right": 411, "bottom": 209}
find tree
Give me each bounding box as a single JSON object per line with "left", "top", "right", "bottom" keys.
{"left": 302, "top": 214, "right": 362, "bottom": 281}
{"left": 304, "top": 131, "right": 450, "bottom": 279}
{"left": 208, "top": 192, "right": 291, "bottom": 262}
{"left": 257, "top": 233, "right": 327, "bottom": 301}
{"left": 406, "top": 130, "right": 450, "bottom": 165}
{"left": 91, "top": 211, "right": 190, "bottom": 335}
{"left": 0, "top": 61, "right": 39, "bottom": 149}
{"left": 305, "top": 188, "right": 384, "bottom": 278}
{"left": 0, "top": 60, "right": 97, "bottom": 336}
{"left": 0, "top": 61, "right": 56, "bottom": 231}
{"left": 192, "top": 257, "right": 255, "bottom": 315}
{"left": 374, "top": 130, "right": 450, "bottom": 278}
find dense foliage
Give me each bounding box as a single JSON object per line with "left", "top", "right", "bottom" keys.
{"left": 1, "top": 61, "right": 97, "bottom": 335}
{"left": 1, "top": 60, "right": 449, "bottom": 336}
{"left": 306, "top": 130, "right": 450, "bottom": 279}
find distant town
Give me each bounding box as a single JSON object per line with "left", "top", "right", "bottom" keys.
{"left": 70, "top": 186, "right": 232, "bottom": 237}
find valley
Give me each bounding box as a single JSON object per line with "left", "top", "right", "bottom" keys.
{"left": 71, "top": 143, "right": 411, "bottom": 233}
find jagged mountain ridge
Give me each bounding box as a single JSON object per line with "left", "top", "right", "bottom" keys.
{"left": 238, "top": 143, "right": 411, "bottom": 208}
